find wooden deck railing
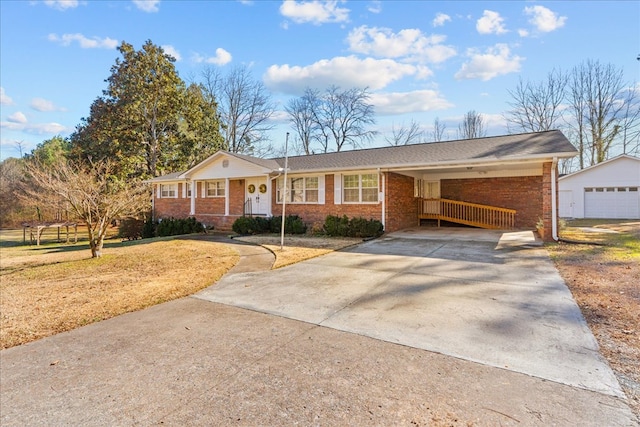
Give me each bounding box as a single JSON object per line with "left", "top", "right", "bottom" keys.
{"left": 418, "top": 198, "right": 516, "bottom": 229}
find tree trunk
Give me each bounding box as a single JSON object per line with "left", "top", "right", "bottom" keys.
{"left": 87, "top": 223, "right": 106, "bottom": 258}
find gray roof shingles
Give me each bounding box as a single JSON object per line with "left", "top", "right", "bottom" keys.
{"left": 275, "top": 130, "right": 577, "bottom": 172}
{"left": 150, "top": 130, "right": 577, "bottom": 181}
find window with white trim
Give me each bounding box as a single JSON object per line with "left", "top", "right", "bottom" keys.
{"left": 277, "top": 176, "right": 319, "bottom": 203}
{"left": 206, "top": 180, "right": 225, "bottom": 197}
{"left": 183, "top": 182, "right": 192, "bottom": 198}
{"left": 343, "top": 173, "right": 378, "bottom": 203}
{"left": 160, "top": 184, "right": 177, "bottom": 198}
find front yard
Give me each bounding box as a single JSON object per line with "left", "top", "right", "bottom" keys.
{"left": 548, "top": 219, "right": 640, "bottom": 418}
{"left": 1, "top": 220, "right": 638, "bottom": 419}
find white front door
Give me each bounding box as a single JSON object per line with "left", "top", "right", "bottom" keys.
{"left": 246, "top": 178, "right": 268, "bottom": 215}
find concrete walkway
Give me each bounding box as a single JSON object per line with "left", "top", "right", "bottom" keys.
{"left": 1, "top": 233, "right": 637, "bottom": 426}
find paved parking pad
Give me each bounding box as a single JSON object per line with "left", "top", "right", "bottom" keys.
{"left": 196, "top": 234, "right": 624, "bottom": 398}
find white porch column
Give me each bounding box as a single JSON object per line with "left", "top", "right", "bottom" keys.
{"left": 190, "top": 180, "right": 196, "bottom": 215}
{"left": 225, "top": 178, "right": 230, "bottom": 216}
{"left": 266, "top": 174, "right": 273, "bottom": 216}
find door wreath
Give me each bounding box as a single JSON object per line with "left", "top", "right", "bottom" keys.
{"left": 259, "top": 184, "right": 267, "bottom": 194}
{"left": 248, "top": 184, "right": 256, "bottom": 194}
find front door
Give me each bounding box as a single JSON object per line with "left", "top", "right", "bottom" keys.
{"left": 246, "top": 178, "right": 268, "bottom": 215}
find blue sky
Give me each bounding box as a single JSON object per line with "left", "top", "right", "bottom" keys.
{"left": 1, "top": 0, "right": 638, "bottom": 160}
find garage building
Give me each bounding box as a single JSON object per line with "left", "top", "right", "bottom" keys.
{"left": 558, "top": 154, "right": 640, "bottom": 219}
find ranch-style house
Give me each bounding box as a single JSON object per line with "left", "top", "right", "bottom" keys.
{"left": 147, "top": 130, "right": 578, "bottom": 241}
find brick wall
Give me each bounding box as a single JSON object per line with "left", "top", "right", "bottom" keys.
{"left": 441, "top": 175, "right": 543, "bottom": 229}
{"left": 385, "top": 172, "right": 418, "bottom": 232}
{"left": 153, "top": 183, "right": 190, "bottom": 219}
{"left": 541, "top": 162, "right": 555, "bottom": 241}
{"left": 271, "top": 173, "right": 382, "bottom": 231}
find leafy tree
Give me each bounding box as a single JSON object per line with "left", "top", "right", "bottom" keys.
{"left": 71, "top": 40, "right": 223, "bottom": 179}
{"left": 27, "top": 136, "right": 70, "bottom": 166}
{"left": 21, "top": 159, "right": 150, "bottom": 258}
{"left": 0, "top": 158, "right": 28, "bottom": 227}
{"left": 179, "top": 83, "right": 225, "bottom": 167}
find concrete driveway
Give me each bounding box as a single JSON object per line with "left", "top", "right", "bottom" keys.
{"left": 196, "top": 229, "right": 623, "bottom": 398}
{"left": 2, "top": 232, "right": 636, "bottom": 426}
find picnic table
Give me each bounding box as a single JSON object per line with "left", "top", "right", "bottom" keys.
{"left": 21, "top": 221, "right": 78, "bottom": 246}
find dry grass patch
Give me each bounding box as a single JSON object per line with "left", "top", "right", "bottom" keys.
{"left": 234, "top": 235, "right": 363, "bottom": 269}
{"left": 0, "top": 236, "right": 239, "bottom": 349}
{"left": 548, "top": 220, "right": 640, "bottom": 418}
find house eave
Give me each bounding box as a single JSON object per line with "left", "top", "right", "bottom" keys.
{"left": 276, "top": 151, "right": 578, "bottom": 176}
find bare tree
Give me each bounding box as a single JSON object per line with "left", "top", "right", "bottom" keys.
{"left": 286, "top": 86, "right": 377, "bottom": 153}
{"left": 385, "top": 119, "right": 424, "bottom": 146}
{"left": 201, "top": 65, "right": 275, "bottom": 155}
{"left": 505, "top": 69, "right": 568, "bottom": 133}
{"left": 326, "top": 86, "right": 377, "bottom": 152}
{"left": 567, "top": 60, "right": 631, "bottom": 167}
{"left": 14, "top": 141, "right": 26, "bottom": 158}
{"left": 430, "top": 117, "right": 447, "bottom": 142}
{"left": 457, "top": 110, "right": 487, "bottom": 139}
{"left": 285, "top": 88, "right": 319, "bottom": 155}
{"left": 618, "top": 85, "right": 640, "bottom": 156}
{"left": 21, "top": 159, "right": 150, "bottom": 258}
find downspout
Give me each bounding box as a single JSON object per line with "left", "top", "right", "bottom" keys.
{"left": 551, "top": 157, "right": 559, "bottom": 241}
{"left": 379, "top": 168, "right": 385, "bottom": 231}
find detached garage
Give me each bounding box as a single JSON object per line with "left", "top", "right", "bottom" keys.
{"left": 559, "top": 154, "right": 640, "bottom": 219}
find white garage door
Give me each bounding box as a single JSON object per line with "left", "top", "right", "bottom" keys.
{"left": 584, "top": 187, "right": 640, "bottom": 219}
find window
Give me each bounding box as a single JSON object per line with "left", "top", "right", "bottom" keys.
{"left": 160, "top": 184, "right": 176, "bottom": 198}
{"left": 206, "top": 181, "right": 225, "bottom": 197}
{"left": 277, "top": 176, "right": 319, "bottom": 203}
{"left": 343, "top": 173, "right": 378, "bottom": 203}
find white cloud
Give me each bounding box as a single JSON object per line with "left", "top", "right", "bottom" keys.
{"left": 43, "top": 0, "right": 79, "bottom": 11}
{"left": 0, "top": 120, "right": 68, "bottom": 135}
{"left": 162, "top": 45, "right": 182, "bottom": 61}
{"left": 347, "top": 26, "right": 456, "bottom": 63}
{"left": 132, "top": 0, "right": 159, "bottom": 13}
{"left": 476, "top": 10, "right": 507, "bottom": 35}
{"left": 264, "top": 56, "right": 418, "bottom": 94}
{"left": 7, "top": 112, "right": 27, "bottom": 124}
{"left": 0, "top": 87, "right": 14, "bottom": 105}
{"left": 48, "top": 33, "right": 118, "bottom": 49}
{"left": 370, "top": 90, "right": 453, "bottom": 115}
{"left": 30, "top": 98, "right": 65, "bottom": 112}
{"left": 280, "top": 0, "right": 349, "bottom": 25}
{"left": 432, "top": 13, "right": 451, "bottom": 27}
{"left": 524, "top": 5, "right": 567, "bottom": 33}
{"left": 518, "top": 28, "right": 529, "bottom": 37}
{"left": 367, "top": 1, "right": 381, "bottom": 14}
{"left": 455, "top": 44, "right": 523, "bottom": 81}
{"left": 192, "top": 48, "right": 232, "bottom": 65}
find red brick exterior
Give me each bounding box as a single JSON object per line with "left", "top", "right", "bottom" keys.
{"left": 272, "top": 174, "right": 382, "bottom": 231}
{"left": 153, "top": 165, "right": 555, "bottom": 235}
{"left": 384, "top": 172, "right": 418, "bottom": 232}
{"left": 154, "top": 198, "right": 191, "bottom": 220}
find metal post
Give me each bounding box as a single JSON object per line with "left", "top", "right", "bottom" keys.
{"left": 280, "top": 132, "right": 290, "bottom": 250}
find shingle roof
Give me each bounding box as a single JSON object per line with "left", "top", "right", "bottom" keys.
{"left": 273, "top": 130, "right": 577, "bottom": 172}
{"left": 148, "top": 130, "right": 577, "bottom": 182}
